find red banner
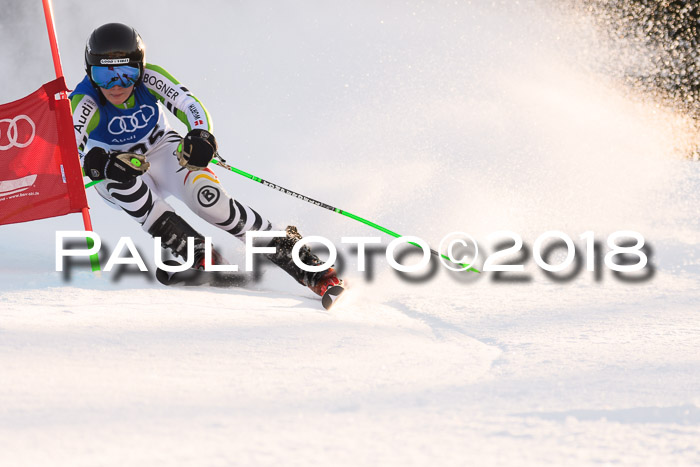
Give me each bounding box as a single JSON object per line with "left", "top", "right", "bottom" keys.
{"left": 0, "top": 77, "right": 88, "bottom": 226}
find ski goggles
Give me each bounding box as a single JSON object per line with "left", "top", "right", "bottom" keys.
{"left": 90, "top": 65, "right": 140, "bottom": 89}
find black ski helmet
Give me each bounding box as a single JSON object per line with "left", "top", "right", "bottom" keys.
{"left": 85, "top": 23, "right": 145, "bottom": 87}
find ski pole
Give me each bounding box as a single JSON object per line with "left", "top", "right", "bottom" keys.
{"left": 83, "top": 158, "right": 478, "bottom": 272}
{"left": 211, "top": 158, "right": 479, "bottom": 273}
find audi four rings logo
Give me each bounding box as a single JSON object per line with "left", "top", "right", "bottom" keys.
{"left": 0, "top": 115, "right": 36, "bottom": 151}
{"left": 107, "top": 105, "right": 156, "bottom": 135}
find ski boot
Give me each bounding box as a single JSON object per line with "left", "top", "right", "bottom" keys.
{"left": 191, "top": 246, "right": 227, "bottom": 270}
{"left": 308, "top": 268, "right": 342, "bottom": 296}
{"left": 148, "top": 211, "right": 225, "bottom": 269}
{"left": 150, "top": 211, "right": 248, "bottom": 287}
{"left": 265, "top": 226, "right": 346, "bottom": 309}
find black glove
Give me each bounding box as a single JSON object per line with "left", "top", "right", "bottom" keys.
{"left": 177, "top": 129, "right": 217, "bottom": 171}
{"left": 83, "top": 147, "right": 150, "bottom": 182}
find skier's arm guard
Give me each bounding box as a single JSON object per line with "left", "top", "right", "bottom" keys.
{"left": 141, "top": 63, "right": 213, "bottom": 133}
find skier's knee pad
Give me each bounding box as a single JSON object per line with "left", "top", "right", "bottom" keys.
{"left": 184, "top": 170, "right": 232, "bottom": 222}
{"left": 184, "top": 169, "right": 272, "bottom": 238}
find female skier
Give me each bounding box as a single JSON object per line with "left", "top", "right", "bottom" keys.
{"left": 71, "top": 22, "right": 342, "bottom": 299}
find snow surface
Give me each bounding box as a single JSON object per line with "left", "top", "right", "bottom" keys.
{"left": 1, "top": 1, "right": 700, "bottom": 466}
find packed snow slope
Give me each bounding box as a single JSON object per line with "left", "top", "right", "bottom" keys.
{"left": 1, "top": 1, "right": 699, "bottom": 466}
